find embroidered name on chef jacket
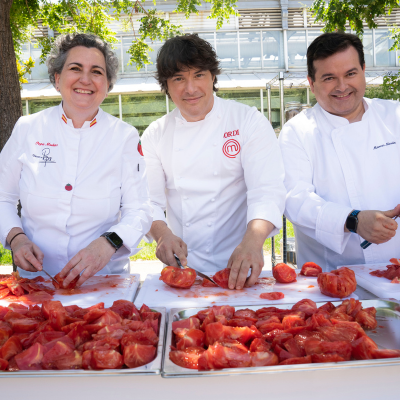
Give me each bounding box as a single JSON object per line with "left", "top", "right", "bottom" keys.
{"left": 222, "top": 129, "right": 240, "bottom": 158}
{"left": 373, "top": 141, "right": 396, "bottom": 150}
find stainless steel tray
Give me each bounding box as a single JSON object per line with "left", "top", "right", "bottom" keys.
{"left": 162, "top": 300, "right": 400, "bottom": 378}
{"left": 0, "top": 307, "right": 166, "bottom": 378}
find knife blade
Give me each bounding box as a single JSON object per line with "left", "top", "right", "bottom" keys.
{"left": 174, "top": 255, "right": 219, "bottom": 286}
{"left": 41, "top": 267, "right": 59, "bottom": 287}
{"left": 360, "top": 215, "right": 399, "bottom": 249}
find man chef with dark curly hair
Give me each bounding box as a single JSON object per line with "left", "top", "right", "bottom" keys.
{"left": 141, "top": 34, "right": 286, "bottom": 290}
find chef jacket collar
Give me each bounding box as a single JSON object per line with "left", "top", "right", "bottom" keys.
{"left": 58, "top": 102, "right": 102, "bottom": 129}
{"left": 175, "top": 95, "right": 219, "bottom": 125}
{"left": 317, "top": 98, "right": 370, "bottom": 129}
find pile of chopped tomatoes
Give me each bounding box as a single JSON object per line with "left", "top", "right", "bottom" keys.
{"left": 0, "top": 272, "right": 54, "bottom": 303}
{"left": 370, "top": 261, "right": 400, "bottom": 284}
{"left": 0, "top": 300, "right": 159, "bottom": 371}
{"left": 169, "top": 299, "right": 400, "bottom": 370}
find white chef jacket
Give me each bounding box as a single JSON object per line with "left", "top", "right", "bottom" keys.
{"left": 0, "top": 103, "right": 153, "bottom": 276}
{"left": 279, "top": 97, "right": 400, "bottom": 271}
{"left": 142, "top": 95, "right": 286, "bottom": 272}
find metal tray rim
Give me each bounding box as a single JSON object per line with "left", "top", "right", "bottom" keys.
{"left": 0, "top": 306, "right": 166, "bottom": 378}
{"left": 162, "top": 299, "right": 400, "bottom": 378}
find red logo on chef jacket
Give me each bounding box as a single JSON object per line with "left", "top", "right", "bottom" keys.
{"left": 137, "top": 140, "right": 143, "bottom": 156}
{"left": 222, "top": 139, "right": 241, "bottom": 158}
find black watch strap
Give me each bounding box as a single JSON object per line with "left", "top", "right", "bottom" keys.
{"left": 101, "top": 232, "right": 123, "bottom": 252}
{"left": 346, "top": 210, "right": 361, "bottom": 233}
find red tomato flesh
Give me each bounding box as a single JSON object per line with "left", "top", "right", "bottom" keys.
{"left": 273, "top": 263, "right": 297, "bottom": 283}
{"left": 159, "top": 266, "right": 196, "bottom": 289}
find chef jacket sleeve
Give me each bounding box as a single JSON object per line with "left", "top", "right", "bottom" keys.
{"left": 0, "top": 118, "right": 25, "bottom": 249}
{"left": 278, "top": 123, "right": 352, "bottom": 254}
{"left": 107, "top": 130, "right": 153, "bottom": 259}
{"left": 242, "top": 110, "right": 286, "bottom": 238}
{"left": 141, "top": 125, "right": 168, "bottom": 225}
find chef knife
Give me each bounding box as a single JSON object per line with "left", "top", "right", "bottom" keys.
{"left": 174, "top": 255, "right": 219, "bottom": 286}
{"left": 360, "top": 215, "right": 398, "bottom": 250}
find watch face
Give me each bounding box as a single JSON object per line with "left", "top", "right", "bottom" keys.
{"left": 107, "top": 232, "right": 123, "bottom": 248}
{"left": 347, "top": 216, "right": 357, "bottom": 231}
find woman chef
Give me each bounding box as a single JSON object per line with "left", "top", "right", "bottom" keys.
{"left": 0, "top": 33, "right": 152, "bottom": 287}
{"left": 279, "top": 32, "right": 400, "bottom": 271}
{"left": 141, "top": 34, "right": 286, "bottom": 290}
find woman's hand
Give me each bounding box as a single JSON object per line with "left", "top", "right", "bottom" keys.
{"left": 7, "top": 228, "right": 44, "bottom": 272}
{"left": 58, "top": 237, "right": 116, "bottom": 287}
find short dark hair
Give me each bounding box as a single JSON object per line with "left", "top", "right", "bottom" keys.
{"left": 307, "top": 32, "right": 365, "bottom": 81}
{"left": 47, "top": 33, "right": 119, "bottom": 92}
{"left": 156, "top": 34, "right": 221, "bottom": 96}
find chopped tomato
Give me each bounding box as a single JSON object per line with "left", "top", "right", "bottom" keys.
{"left": 351, "top": 335, "right": 378, "bottom": 360}
{"left": 234, "top": 309, "right": 257, "bottom": 319}
{"left": 176, "top": 329, "right": 205, "bottom": 350}
{"left": 8, "top": 318, "right": 40, "bottom": 333}
{"left": 250, "top": 338, "right": 271, "bottom": 352}
{"left": 169, "top": 346, "right": 204, "bottom": 369}
{"left": 53, "top": 273, "right": 79, "bottom": 290}
{"left": 1, "top": 336, "right": 23, "bottom": 360}
{"left": 300, "top": 262, "right": 322, "bottom": 277}
{"left": 212, "top": 268, "right": 231, "bottom": 289}
{"left": 260, "top": 292, "right": 285, "bottom": 300}
{"left": 109, "top": 300, "right": 136, "bottom": 319}
{"left": 172, "top": 317, "right": 201, "bottom": 332}
{"left": 90, "top": 350, "right": 124, "bottom": 369}
{"left": 291, "top": 299, "right": 317, "bottom": 317}
{"left": 15, "top": 342, "right": 45, "bottom": 370}
{"left": 251, "top": 351, "right": 279, "bottom": 367}
{"left": 42, "top": 341, "right": 74, "bottom": 370}
{"left": 54, "top": 350, "right": 83, "bottom": 370}
{"left": 121, "top": 329, "right": 158, "bottom": 349}
{"left": 159, "top": 266, "right": 196, "bottom": 289}
{"left": 311, "top": 353, "right": 346, "bottom": 363}
{"left": 304, "top": 339, "right": 352, "bottom": 361}
{"left": 280, "top": 355, "right": 312, "bottom": 365}
{"left": 355, "top": 310, "right": 377, "bottom": 330}
{"left": 371, "top": 348, "right": 400, "bottom": 359}
{"left": 201, "top": 279, "right": 218, "bottom": 287}
{"left": 124, "top": 344, "right": 157, "bottom": 368}
{"left": 273, "top": 263, "right": 297, "bottom": 283}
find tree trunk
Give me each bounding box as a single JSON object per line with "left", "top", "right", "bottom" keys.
{"left": 0, "top": 0, "right": 22, "bottom": 152}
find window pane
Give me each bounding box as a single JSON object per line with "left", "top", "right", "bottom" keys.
{"left": 30, "top": 42, "right": 49, "bottom": 80}
{"left": 363, "top": 30, "right": 373, "bottom": 67}
{"left": 123, "top": 37, "right": 143, "bottom": 73}
{"left": 121, "top": 93, "right": 166, "bottom": 135}
{"left": 262, "top": 31, "right": 284, "bottom": 68}
{"left": 216, "top": 32, "right": 239, "bottom": 69}
{"left": 29, "top": 98, "right": 60, "bottom": 114}
{"left": 217, "top": 90, "right": 261, "bottom": 111}
{"left": 287, "top": 31, "right": 306, "bottom": 68}
{"left": 239, "top": 31, "right": 261, "bottom": 69}
{"left": 22, "top": 101, "right": 26, "bottom": 116}
{"left": 101, "top": 96, "right": 120, "bottom": 118}
{"left": 113, "top": 40, "right": 123, "bottom": 73}
{"left": 375, "top": 30, "right": 396, "bottom": 67}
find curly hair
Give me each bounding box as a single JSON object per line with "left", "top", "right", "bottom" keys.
{"left": 156, "top": 34, "right": 221, "bottom": 97}
{"left": 46, "top": 33, "right": 119, "bottom": 92}
{"left": 307, "top": 32, "right": 365, "bottom": 81}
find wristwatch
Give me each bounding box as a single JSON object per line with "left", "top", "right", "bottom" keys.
{"left": 100, "top": 232, "right": 123, "bottom": 252}
{"left": 346, "top": 210, "right": 361, "bottom": 233}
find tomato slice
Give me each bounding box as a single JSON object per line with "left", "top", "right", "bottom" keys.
{"left": 110, "top": 300, "right": 136, "bottom": 319}
{"left": 159, "top": 266, "right": 196, "bottom": 289}
{"left": 172, "top": 317, "right": 201, "bottom": 332}
{"left": 54, "top": 350, "right": 83, "bottom": 370}
{"left": 53, "top": 273, "right": 79, "bottom": 290}
{"left": 273, "top": 263, "right": 297, "bottom": 283}
{"left": 260, "top": 292, "right": 285, "bottom": 300}
{"left": 15, "top": 342, "right": 45, "bottom": 370}
{"left": 90, "top": 350, "right": 124, "bottom": 369}
{"left": 249, "top": 338, "right": 271, "bottom": 353}
{"left": 121, "top": 329, "right": 158, "bottom": 349}
{"left": 212, "top": 268, "right": 230, "bottom": 289}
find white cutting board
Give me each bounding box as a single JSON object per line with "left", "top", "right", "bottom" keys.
{"left": 339, "top": 263, "right": 400, "bottom": 300}
{"left": 135, "top": 271, "right": 357, "bottom": 310}
{"left": 0, "top": 274, "right": 140, "bottom": 308}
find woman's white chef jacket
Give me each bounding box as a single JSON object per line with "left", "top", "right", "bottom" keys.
{"left": 141, "top": 95, "right": 286, "bottom": 272}
{"left": 0, "top": 104, "right": 153, "bottom": 276}
{"left": 279, "top": 98, "right": 400, "bottom": 272}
